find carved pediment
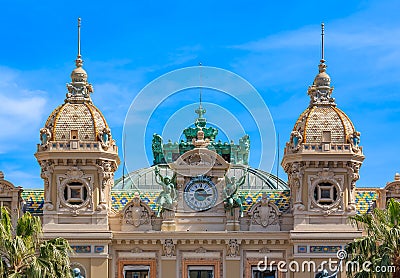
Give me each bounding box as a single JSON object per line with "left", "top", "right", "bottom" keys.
{"left": 385, "top": 181, "right": 400, "bottom": 197}
{"left": 170, "top": 148, "right": 230, "bottom": 175}
{"left": 0, "top": 181, "right": 14, "bottom": 194}
{"left": 0, "top": 172, "right": 20, "bottom": 194}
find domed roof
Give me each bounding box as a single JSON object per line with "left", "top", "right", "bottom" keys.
{"left": 39, "top": 23, "right": 112, "bottom": 145}
{"left": 113, "top": 164, "right": 288, "bottom": 191}
{"left": 293, "top": 105, "right": 355, "bottom": 144}
{"left": 284, "top": 24, "right": 363, "bottom": 157}
{"left": 290, "top": 55, "right": 357, "bottom": 145}
{"left": 45, "top": 102, "right": 108, "bottom": 141}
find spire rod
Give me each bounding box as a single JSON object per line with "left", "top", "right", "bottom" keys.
{"left": 75, "top": 18, "right": 83, "bottom": 68}
{"left": 78, "top": 18, "right": 81, "bottom": 59}
{"left": 195, "top": 62, "right": 206, "bottom": 121}
{"left": 199, "top": 62, "right": 202, "bottom": 108}
{"left": 317, "top": 22, "right": 327, "bottom": 73}
{"left": 321, "top": 22, "right": 325, "bottom": 62}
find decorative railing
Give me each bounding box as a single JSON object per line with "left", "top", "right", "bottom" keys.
{"left": 284, "top": 143, "right": 363, "bottom": 154}
{"left": 36, "top": 142, "right": 118, "bottom": 153}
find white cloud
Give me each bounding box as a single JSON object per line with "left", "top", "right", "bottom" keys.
{"left": 0, "top": 67, "right": 48, "bottom": 153}
{"left": 233, "top": 25, "right": 400, "bottom": 52}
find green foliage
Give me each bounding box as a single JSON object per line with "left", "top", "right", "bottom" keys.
{"left": 345, "top": 198, "right": 400, "bottom": 278}
{"left": 0, "top": 207, "right": 73, "bottom": 278}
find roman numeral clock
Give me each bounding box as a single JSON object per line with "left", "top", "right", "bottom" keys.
{"left": 184, "top": 175, "right": 218, "bottom": 211}
{"left": 170, "top": 148, "right": 230, "bottom": 231}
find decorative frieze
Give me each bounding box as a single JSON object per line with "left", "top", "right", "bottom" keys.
{"left": 71, "top": 245, "right": 91, "bottom": 253}
{"left": 310, "top": 246, "right": 342, "bottom": 253}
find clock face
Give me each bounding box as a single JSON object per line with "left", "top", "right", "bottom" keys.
{"left": 184, "top": 176, "right": 218, "bottom": 211}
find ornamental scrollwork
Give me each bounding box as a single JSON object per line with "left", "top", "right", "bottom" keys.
{"left": 122, "top": 192, "right": 153, "bottom": 228}
{"left": 290, "top": 131, "right": 303, "bottom": 152}
{"left": 98, "top": 128, "right": 112, "bottom": 150}
{"left": 227, "top": 239, "right": 240, "bottom": 257}
{"left": 194, "top": 247, "right": 207, "bottom": 253}
{"left": 248, "top": 193, "right": 281, "bottom": 228}
{"left": 348, "top": 131, "right": 361, "bottom": 152}
{"left": 39, "top": 128, "right": 52, "bottom": 149}
{"left": 307, "top": 83, "right": 335, "bottom": 106}
{"left": 192, "top": 129, "right": 210, "bottom": 148}
{"left": 57, "top": 167, "right": 93, "bottom": 215}
{"left": 96, "top": 160, "right": 114, "bottom": 209}
{"left": 66, "top": 82, "right": 93, "bottom": 100}
{"left": 288, "top": 162, "right": 305, "bottom": 211}
{"left": 309, "top": 170, "right": 343, "bottom": 214}
{"left": 346, "top": 162, "right": 361, "bottom": 211}
{"left": 163, "top": 239, "right": 175, "bottom": 257}
{"left": 0, "top": 180, "right": 12, "bottom": 193}
{"left": 40, "top": 160, "right": 54, "bottom": 210}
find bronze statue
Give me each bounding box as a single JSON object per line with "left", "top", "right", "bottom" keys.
{"left": 223, "top": 169, "right": 248, "bottom": 217}
{"left": 154, "top": 166, "right": 177, "bottom": 217}
{"left": 152, "top": 134, "right": 166, "bottom": 165}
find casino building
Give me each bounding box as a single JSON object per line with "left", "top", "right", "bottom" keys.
{"left": 0, "top": 23, "right": 397, "bottom": 278}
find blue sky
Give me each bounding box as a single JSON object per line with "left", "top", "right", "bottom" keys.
{"left": 1, "top": 0, "right": 399, "bottom": 188}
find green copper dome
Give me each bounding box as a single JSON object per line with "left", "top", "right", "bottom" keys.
{"left": 151, "top": 103, "right": 250, "bottom": 165}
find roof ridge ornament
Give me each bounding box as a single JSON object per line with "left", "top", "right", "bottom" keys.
{"left": 66, "top": 17, "right": 93, "bottom": 104}
{"left": 192, "top": 128, "right": 210, "bottom": 148}
{"left": 307, "top": 22, "right": 335, "bottom": 107}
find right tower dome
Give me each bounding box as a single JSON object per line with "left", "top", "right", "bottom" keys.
{"left": 282, "top": 24, "right": 365, "bottom": 228}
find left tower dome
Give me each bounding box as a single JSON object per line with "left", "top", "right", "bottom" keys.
{"left": 35, "top": 18, "right": 120, "bottom": 252}
{"left": 42, "top": 18, "right": 111, "bottom": 146}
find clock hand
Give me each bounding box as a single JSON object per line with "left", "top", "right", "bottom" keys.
{"left": 196, "top": 193, "right": 212, "bottom": 197}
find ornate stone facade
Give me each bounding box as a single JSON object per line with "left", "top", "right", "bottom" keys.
{"left": 33, "top": 19, "right": 120, "bottom": 278}
{"left": 5, "top": 22, "right": 394, "bottom": 278}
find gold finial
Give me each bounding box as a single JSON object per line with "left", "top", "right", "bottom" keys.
{"left": 321, "top": 22, "right": 325, "bottom": 62}
{"left": 75, "top": 17, "right": 83, "bottom": 67}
